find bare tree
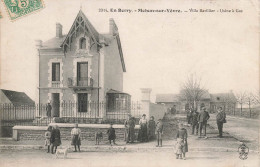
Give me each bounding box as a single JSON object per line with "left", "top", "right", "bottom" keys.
{"left": 245, "top": 92, "right": 257, "bottom": 118}
{"left": 251, "top": 91, "right": 260, "bottom": 105}
{"left": 222, "top": 92, "right": 236, "bottom": 115}
{"left": 236, "top": 92, "right": 246, "bottom": 116}
{"left": 180, "top": 74, "right": 206, "bottom": 111}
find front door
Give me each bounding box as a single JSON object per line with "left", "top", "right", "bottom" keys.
{"left": 51, "top": 93, "right": 60, "bottom": 117}
{"left": 78, "top": 93, "right": 88, "bottom": 112}
{"left": 77, "top": 62, "right": 88, "bottom": 86}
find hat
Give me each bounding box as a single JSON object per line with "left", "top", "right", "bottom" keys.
{"left": 142, "top": 114, "right": 146, "bottom": 117}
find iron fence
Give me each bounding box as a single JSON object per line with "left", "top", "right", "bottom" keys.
{"left": 0, "top": 101, "right": 142, "bottom": 126}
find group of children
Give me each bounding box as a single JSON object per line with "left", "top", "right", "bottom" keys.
{"left": 45, "top": 119, "right": 188, "bottom": 160}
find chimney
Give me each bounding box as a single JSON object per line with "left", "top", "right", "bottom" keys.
{"left": 56, "top": 23, "right": 63, "bottom": 38}
{"left": 109, "top": 18, "right": 118, "bottom": 35}
{"left": 35, "top": 40, "right": 42, "bottom": 48}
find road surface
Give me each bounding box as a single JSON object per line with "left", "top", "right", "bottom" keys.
{"left": 0, "top": 149, "right": 259, "bottom": 167}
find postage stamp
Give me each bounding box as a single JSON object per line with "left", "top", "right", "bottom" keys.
{"left": 2, "top": 0, "right": 44, "bottom": 20}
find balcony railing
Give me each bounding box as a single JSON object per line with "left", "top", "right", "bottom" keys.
{"left": 68, "top": 77, "right": 93, "bottom": 88}
{"left": 52, "top": 81, "right": 61, "bottom": 88}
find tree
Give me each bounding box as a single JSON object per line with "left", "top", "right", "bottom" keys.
{"left": 180, "top": 74, "right": 206, "bottom": 111}
{"left": 236, "top": 92, "right": 246, "bottom": 116}
{"left": 251, "top": 91, "right": 260, "bottom": 105}
{"left": 222, "top": 92, "right": 236, "bottom": 115}
{"left": 245, "top": 92, "right": 257, "bottom": 118}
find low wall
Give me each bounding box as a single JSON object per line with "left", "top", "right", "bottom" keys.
{"left": 149, "top": 103, "right": 167, "bottom": 122}
{"left": 13, "top": 124, "right": 141, "bottom": 142}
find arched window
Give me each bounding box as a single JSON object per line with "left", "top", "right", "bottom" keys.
{"left": 79, "top": 37, "right": 86, "bottom": 49}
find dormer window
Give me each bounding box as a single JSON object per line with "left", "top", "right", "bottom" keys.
{"left": 79, "top": 37, "right": 86, "bottom": 49}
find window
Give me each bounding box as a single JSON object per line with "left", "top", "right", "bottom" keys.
{"left": 78, "top": 93, "right": 88, "bottom": 112}
{"left": 217, "top": 97, "right": 220, "bottom": 101}
{"left": 77, "top": 62, "right": 88, "bottom": 86}
{"left": 79, "top": 37, "right": 86, "bottom": 49}
{"left": 52, "top": 63, "right": 60, "bottom": 81}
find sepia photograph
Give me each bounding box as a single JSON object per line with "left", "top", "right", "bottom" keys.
{"left": 0, "top": 0, "right": 259, "bottom": 167}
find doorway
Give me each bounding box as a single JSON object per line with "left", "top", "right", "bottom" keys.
{"left": 51, "top": 93, "right": 60, "bottom": 117}
{"left": 78, "top": 93, "right": 88, "bottom": 112}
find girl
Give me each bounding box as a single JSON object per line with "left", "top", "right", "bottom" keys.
{"left": 176, "top": 123, "right": 188, "bottom": 160}
{"left": 45, "top": 126, "right": 52, "bottom": 153}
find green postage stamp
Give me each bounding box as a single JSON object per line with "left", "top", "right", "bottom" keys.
{"left": 2, "top": 0, "right": 44, "bottom": 20}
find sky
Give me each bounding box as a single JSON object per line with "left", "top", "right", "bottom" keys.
{"left": 0, "top": 0, "right": 259, "bottom": 102}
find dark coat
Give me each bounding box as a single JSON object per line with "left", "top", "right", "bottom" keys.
{"left": 176, "top": 128, "right": 188, "bottom": 153}
{"left": 50, "top": 129, "right": 61, "bottom": 146}
{"left": 148, "top": 120, "right": 156, "bottom": 139}
{"left": 198, "top": 111, "right": 210, "bottom": 123}
{"left": 216, "top": 111, "right": 226, "bottom": 123}
{"left": 46, "top": 104, "right": 52, "bottom": 117}
{"left": 191, "top": 112, "right": 199, "bottom": 124}
{"left": 107, "top": 127, "right": 116, "bottom": 140}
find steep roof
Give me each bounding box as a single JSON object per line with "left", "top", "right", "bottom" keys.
{"left": 210, "top": 93, "right": 237, "bottom": 103}
{"left": 40, "top": 10, "right": 126, "bottom": 72}
{"left": 1, "top": 89, "right": 34, "bottom": 105}
{"left": 155, "top": 94, "right": 180, "bottom": 103}
{"left": 61, "top": 10, "right": 100, "bottom": 49}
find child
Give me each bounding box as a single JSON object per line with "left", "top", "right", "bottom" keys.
{"left": 71, "top": 123, "right": 81, "bottom": 152}
{"left": 175, "top": 138, "right": 184, "bottom": 159}
{"left": 176, "top": 123, "right": 188, "bottom": 160}
{"left": 107, "top": 123, "right": 116, "bottom": 146}
{"left": 45, "top": 126, "right": 52, "bottom": 153}
{"left": 155, "top": 119, "right": 163, "bottom": 147}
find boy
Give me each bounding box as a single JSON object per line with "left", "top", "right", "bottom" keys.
{"left": 107, "top": 123, "right": 116, "bottom": 146}
{"left": 155, "top": 119, "right": 163, "bottom": 147}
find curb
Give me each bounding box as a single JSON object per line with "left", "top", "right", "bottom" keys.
{"left": 0, "top": 145, "right": 258, "bottom": 153}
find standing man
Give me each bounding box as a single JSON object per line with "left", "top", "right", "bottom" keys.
{"left": 128, "top": 116, "right": 136, "bottom": 143}
{"left": 46, "top": 103, "right": 52, "bottom": 118}
{"left": 124, "top": 115, "right": 131, "bottom": 143}
{"left": 216, "top": 107, "right": 226, "bottom": 138}
{"left": 191, "top": 110, "right": 199, "bottom": 135}
{"left": 186, "top": 108, "right": 193, "bottom": 124}
{"left": 198, "top": 107, "right": 210, "bottom": 137}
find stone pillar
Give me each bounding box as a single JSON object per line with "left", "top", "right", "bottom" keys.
{"left": 35, "top": 40, "right": 42, "bottom": 117}
{"left": 140, "top": 88, "right": 152, "bottom": 118}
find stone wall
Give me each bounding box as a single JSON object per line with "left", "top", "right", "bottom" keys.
{"left": 14, "top": 124, "right": 140, "bottom": 142}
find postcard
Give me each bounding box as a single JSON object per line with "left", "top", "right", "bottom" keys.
{"left": 0, "top": 0, "right": 259, "bottom": 167}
